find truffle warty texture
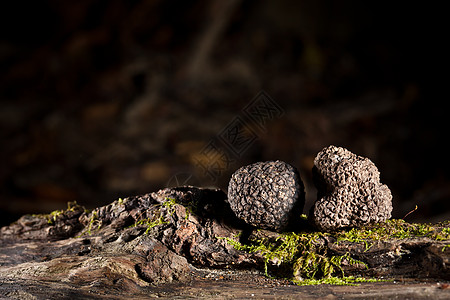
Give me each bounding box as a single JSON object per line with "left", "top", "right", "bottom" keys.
{"left": 227, "top": 160, "right": 305, "bottom": 232}
{"left": 310, "top": 145, "right": 392, "bottom": 231}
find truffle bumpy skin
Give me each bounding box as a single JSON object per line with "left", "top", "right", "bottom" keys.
{"left": 227, "top": 160, "right": 305, "bottom": 232}
{"left": 310, "top": 145, "right": 392, "bottom": 231}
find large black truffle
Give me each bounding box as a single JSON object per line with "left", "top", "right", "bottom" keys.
{"left": 227, "top": 160, "right": 305, "bottom": 232}
{"left": 310, "top": 145, "right": 392, "bottom": 231}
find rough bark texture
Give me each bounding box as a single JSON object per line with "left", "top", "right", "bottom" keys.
{"left": 0, "top": 186, "right": 449, "bottom": 299}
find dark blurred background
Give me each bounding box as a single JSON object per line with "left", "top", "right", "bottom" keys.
{"left": 0, "top": 0, "right": 448, "bottom": 227}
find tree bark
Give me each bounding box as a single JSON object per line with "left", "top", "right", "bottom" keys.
{"left": 1, "top": 187, "right": 449, "bottom": 299}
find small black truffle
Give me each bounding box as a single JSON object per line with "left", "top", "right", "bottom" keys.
{"left": 227, "top": 160, "right": 305, "bottom": 232}
{"left": 309, "top": 145, "right": 392, "bottom": 231}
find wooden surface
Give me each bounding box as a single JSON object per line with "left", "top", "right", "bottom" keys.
{"left": 1, "top": 187, "right": 449, "bottom": 299}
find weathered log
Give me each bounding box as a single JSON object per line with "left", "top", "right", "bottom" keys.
{"left": 0, "top": 186, "right": 449, "bottom": 299}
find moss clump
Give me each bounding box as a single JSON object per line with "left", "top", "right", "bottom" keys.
{"left": 47, "top": 209, "right": 63, "bottom": 225}
{"left": 293, "top": 275, "right": 382, "bottom": 286}
{"left": 85, "top": 211, "right": 102, "bottom": 235}
{"left": 75, "top": 210, "right": 102, "bottom": 237}
{"left": 221, "top": 231, "right": 371, "bottom": 286}
{"left": 35, "top": 201, "right": 85, "bottom": 225}
{"left": 222, "top": 219, "right": 450, "bottom": 286}
{"left": 334, "top": 219, "right": 450, "bottom": 251}
{"left": 133, "top": 197, "right": 178, "bottom": 234}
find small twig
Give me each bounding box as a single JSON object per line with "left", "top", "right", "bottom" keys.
{"left": 403, "top": 205, "right": 418, "bottom": 220}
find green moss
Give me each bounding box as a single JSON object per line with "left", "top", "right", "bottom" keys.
{"left": 221, "top": 219, "right": 449, "bottom": 286}
{"left": 133, "top": 197, "right": 178, "bottom": 234}
{"left": 86, "top": 211, "right": 102, "bottom": 235}
{"left": 47, "top": 209, "right": 63, "bottom": 225}
{"left": 334, "top": 219, "right": 450, "bottom": 251}
{"left": 221, "top": 231, "right": 373, "bottom": 285}
{"left": 436, "top": 227, "right": 450, "bottom": 241}
{"left": 36, "top": 201, "right": 85, "bottom": 225}
{"left": 76, "top": 210, "right": 102, "bottom": 237}
{"left": 293, "top": 275, "right": 381, "bottom": 286}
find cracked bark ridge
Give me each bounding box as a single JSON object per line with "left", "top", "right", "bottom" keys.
{"left": 0, "top": 187, "right": 449, "bottom": 298}
{"left": 310, "top": 145, "right": 393, "bottom": 231}
{"left": 0, "top": 186, "right": 258, "bottom": 288}
{"left": 227, "top": 160, "right": 305, "bottom": 232}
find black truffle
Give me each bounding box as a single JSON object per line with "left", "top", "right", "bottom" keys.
{"left": 227, "top": 160, "right": 305, "bottom": 232}
{"left": 310, "top": 145, "right": 392, "bottom": 231}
